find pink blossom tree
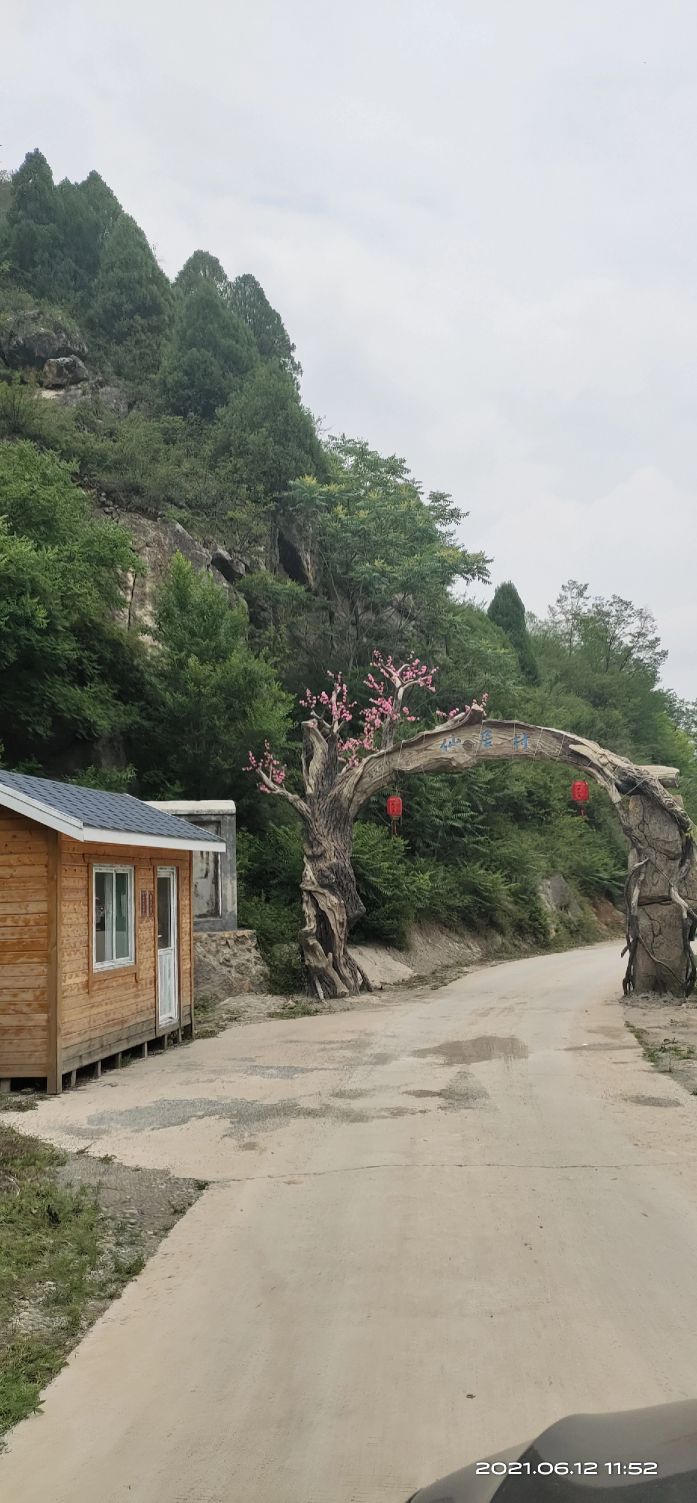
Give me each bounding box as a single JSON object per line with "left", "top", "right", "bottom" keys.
{"left": 247, "top": 652, "right": 487, "bottom": 997}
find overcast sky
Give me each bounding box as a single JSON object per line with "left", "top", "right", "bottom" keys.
{"left": 5, "top": 2, "right": 696, "bottom": 695}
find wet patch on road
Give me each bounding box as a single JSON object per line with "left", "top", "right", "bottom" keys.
{"left": 332, "top": 1105, "right": 427, "bottom": 1123}
{"left": 405, "top": 1069, "right": 489, "bottom": 1110}
{"left": 413, "top": 1036, "right": 527, "bottom": 1065}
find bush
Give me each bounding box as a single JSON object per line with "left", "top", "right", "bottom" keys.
{"left": 352, "top": 823, "right": 432, "bottom": 946}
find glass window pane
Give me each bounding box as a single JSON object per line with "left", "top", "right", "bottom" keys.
{"left": 114, "top": 872, "right": 131, "bottom": 960}
{"left": 157, "top": 876, "right": 171, "bottom": 950}
{"left": 95, "top": 871, "right": 113, "bottom": 963}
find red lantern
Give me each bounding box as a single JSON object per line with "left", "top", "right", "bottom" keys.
{"left": 386, "top": 795, "right": 403, "bottom": 819}
{"left": 571, "top": 780, "right": 589, "bottom": 804}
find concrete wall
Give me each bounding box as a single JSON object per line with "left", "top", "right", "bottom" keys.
{"left": 147, "top": 802, "right": 237, "bottom": 932}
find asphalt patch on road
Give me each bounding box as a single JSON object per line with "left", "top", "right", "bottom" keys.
{"left": 81, "top": 1092, "right": 433, "bottom": 1142}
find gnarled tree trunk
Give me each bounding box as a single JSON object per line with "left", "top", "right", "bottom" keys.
{"left": 623, "top": 792, "right": 697, "bottom": 996}
{"left": 299, "top": 808, "right": 366, "bottom": 999}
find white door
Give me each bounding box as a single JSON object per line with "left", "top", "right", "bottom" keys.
{"left": 157, "top": 867, "right": 179, "bottom": 1027}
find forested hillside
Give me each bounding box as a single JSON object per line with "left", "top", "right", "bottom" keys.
{"left": 1, "top": 149, "right": 695, "bottom": 984}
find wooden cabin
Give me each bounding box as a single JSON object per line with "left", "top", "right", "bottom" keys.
{"left": 0, "top": 772, "right": 225, "bottom": 1094}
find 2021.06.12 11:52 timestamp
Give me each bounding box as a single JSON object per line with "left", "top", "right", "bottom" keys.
{"left": 475, "top": 1461, "right": 659, "bottom": 1477}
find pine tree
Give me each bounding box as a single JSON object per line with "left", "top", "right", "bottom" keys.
{"left": 175, "top": 250, "right": 231, "bottom": 300}
{"left": 229, "top": 273, "right": 300, "bottom": 375}
{"left": 159, "top": 277, "right": 257, "bottom": 419}
{"left": 55, "top": 171, "right": 121, "bottom": 296}
{"left": 487, "top": 581, "right": 539, "bottom": 683}
{"left": 5, "top": 149, "right": 62, "bottom": 298}
{"left": 91, "top": 213, "right": 173, "bottom": 381}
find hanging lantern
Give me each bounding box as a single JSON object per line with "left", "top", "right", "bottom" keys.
{"left": 571, "top": 780, "right": 590, "bottom": 804}
{"left": 386, "top": 794, "right": 403, "bottom": 820}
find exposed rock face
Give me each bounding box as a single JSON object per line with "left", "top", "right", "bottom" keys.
{"left": 107, "top": 505, "right": 243, "bottom": 635}
{"left": 42, "top": 355, "right": 89, "bottom": 387}
{"left": 211, "top": 546, "right": 246, "bottom": 584}
{"left": 348, "top": 944, "right": 414, "bottom": 988}
{"left": 276, "top": 518, "right": 317, "bottom": 589}
{"left": 537, "top": 872, "right": 582, "bottom": 929}
{"left": 195, "top": 930, "right": 270, "bottom": 998}
{"left": 41, "top": 380, "right": 128, "bottom": 415}
{"left": 0, "top": 306, "right": 87, "bottom": 368}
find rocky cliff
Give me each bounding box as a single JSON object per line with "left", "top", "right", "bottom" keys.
{"left": 96, "top": 501, "right": 246, "bottom": 635}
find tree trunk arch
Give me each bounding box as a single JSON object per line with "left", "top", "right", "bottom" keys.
{"left": 254, "top": 704, "right": 697, "bottom": 1002}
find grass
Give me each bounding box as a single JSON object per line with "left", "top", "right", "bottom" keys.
{"left": 269, "top": 999, "right": 329, "bottom": 1019}
{"left": 626, "top": 1023, "right": 697, "bottom": 1070}
{"left": 193, "top": 992, "right": 243, "bottom": 1038}
{"left": 0, "top": 1125, "right": 148, "bottom": 1436}
{"left": 0, "top": 1095, "right": 41, "bottom": 1114}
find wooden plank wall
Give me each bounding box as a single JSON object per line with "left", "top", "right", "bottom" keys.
{"left": 59, "top": 840, "right": 193, "bottom": 1074}
{"left": 0, "top": 812, "right": 51, "bottom": 1077}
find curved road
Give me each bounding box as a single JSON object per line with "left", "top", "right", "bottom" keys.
{"left": 4, "top": 942, "right": 697, "bottom": 1501}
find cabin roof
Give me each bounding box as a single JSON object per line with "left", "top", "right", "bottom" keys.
{"left": 0, "top": 771, "right": 227, "bottom": 852}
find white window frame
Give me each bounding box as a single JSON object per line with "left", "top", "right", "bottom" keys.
{"left": 92, "top": 865, "right": 135, "bottom": 971}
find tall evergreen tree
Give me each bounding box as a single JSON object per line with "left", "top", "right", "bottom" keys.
{"left": 229, "top": 273, "right": 300, "bottom": 375}
{"left": 91, "top": 213, "right": 173, "bottom": 380}
{"left": 160, "top": 277, "right": 257, "bottom": 419}
{"left": 487, "top": 581, "right": 539, "bottom": 683}
{"left": 55, "top": 171, "right": 121, "bottom": 296}
{"left": 211, "top": 361, "right": 323, "bottom": 498}
{"left": 175, "top": 250, "right": 231, "bottom": 300}
{"left": 5, "top": 149, "right": 62, "bottom": 298}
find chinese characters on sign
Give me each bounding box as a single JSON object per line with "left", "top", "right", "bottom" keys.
{"left": 438, "top": 727, "right": 538, "bottom": 756}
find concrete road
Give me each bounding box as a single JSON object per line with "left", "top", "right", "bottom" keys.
{"left": 5, "top": 942, "right": 697, "bottom": 1502}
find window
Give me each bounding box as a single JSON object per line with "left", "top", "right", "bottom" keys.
{"left": 93, "top": 866, "right": 135, "bottom": 969}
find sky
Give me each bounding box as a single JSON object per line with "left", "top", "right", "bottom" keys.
{"left": 5, "top": 1, "right": 696, "bottom": 696}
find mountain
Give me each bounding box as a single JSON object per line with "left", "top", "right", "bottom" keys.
{"left": 1, "top": 149, "right": 695, "bottom": 980}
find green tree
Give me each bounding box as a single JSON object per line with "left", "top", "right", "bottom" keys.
{"left": 91, "top": 213, "right": 173, "bottom": 381}
{"left": 159, "top": 278, "right": 256, "bottom": 420}
{"left": 229, "top": 273, "right": 300, "bottom": 374}
{"left": 0, "top": 440, "right": 140, "bottom": 765}
{"left": 530, "top": 584, "right": 675, "bottom": 760}
{"left": 54, "top": 171, "right": 121, "bottom": 297}
{"left": 137, "top": 554, "right": 292, "bottom": 804}
{"left": 4, "top": 150, "right": 62, "bottom": 299}
{"left": 545, "top": 579, "right": 590, "bottom": 654}
{"left": 210, "top": 362, "right": 323, "bottom": 500}
{"left": 282, "top": 439, "right": 489, "bottom": 677}
{"left": 174, "top": 250, "right": 231, "bottom": 299}
{"left": 487, "top": 581, "right": 538, "bottom": 683}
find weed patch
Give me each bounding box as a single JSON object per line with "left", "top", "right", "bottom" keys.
{"left": 0, "top": 1125, "right": 201, "bottom": 1438}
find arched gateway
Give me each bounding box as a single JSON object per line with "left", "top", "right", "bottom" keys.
{"left": 253, "top": 689, "right": 696, "bottom": 1002}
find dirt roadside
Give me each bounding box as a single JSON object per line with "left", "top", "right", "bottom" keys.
{"left": 623, "top": 994, "right": 697, "bottom": 1098}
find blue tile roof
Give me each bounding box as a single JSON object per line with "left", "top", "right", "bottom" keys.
{"left": 0, "top": 770, "right": 219, "bottom": 845}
